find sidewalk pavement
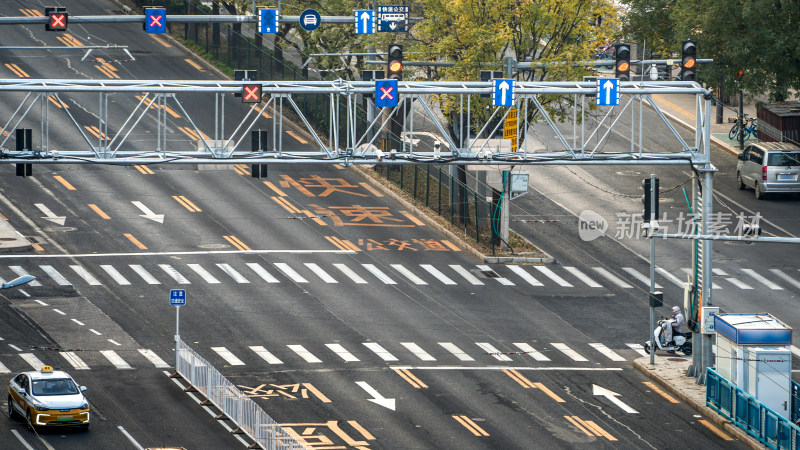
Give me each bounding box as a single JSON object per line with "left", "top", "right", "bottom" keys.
{"left": 0, "top": 217, "right": 31, "bottom": 253}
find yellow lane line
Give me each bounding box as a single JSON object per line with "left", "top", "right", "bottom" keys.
{"left": 5, "top": 64, "right": 29, "bottom": 78}
{"left": 172, "top": 195, "right": 202, "bottom": 212}
{"left": 564, "top": 416, "right": 593, "bottom": 436}
{"left": 48, "top": 96, "right": 68, "bottom": 108}
{"left": 184, "top": 59, "right": 206, "bottom": 72}
{"left": 124, "top": 233, "right": 147, "bottom": 250}
{"left": 32, "top": 244, "right": 44, "bottom": 251}
{"left": 325, "top": 236, "right": 348, "bottom": 251}
{"left": 302, "top": 210, "right": 328, "bottom": 226}
{"left": 53, "top": 175, "right": 76, "bottom": 191}
{"left": 698, "top": 420, "right": 733, "bottom": 441}
{"left": 533, "top": 382, "right": 566, "bottom": 403}
{"left": 442, "top": 240, "right": 461, "bottom": 251}
{"left": 263, "top": 181, "right": 287, "bottom": 196}
{"left": 399, "top": 211, "right": 425, "bottom": 226}
{"left": 20, "top": 9, "right": 43, "bottom": 17}
{"left": 358, "top": 182, "right": 383, "bottom": 196}
{"left": 223, "top": 235, "right": 251, "bottom": 251}
{"left": 452, "top": 415, "right": 490, "bottom": 437}
{"left": 332, "top": 164, "right": 345, "bottom": 170}
{"left": 88, "top": 204, "right": 111, "bottom": 220}
{"left": 582, "top": 420, "right": 617, "bottom": 441}
{"left": 151, "top": 35, "right": 171, "bottom": 47}
{"left": 134, "top": 165, "right": 155, "bottom": 174}
{"left": 502, "top": 369, "right": 535, "bottom": 388}
{"left": 285, "top": 130, "right": 308, "bottom": 144}
{"left": 642, "top": 381, "right": 679, "bottom": 403}
{"left": 301, "top": 383, "right": 331, "bottom": 403}
{"left": 270, "top": 196, "right": 302, "bottom": 214}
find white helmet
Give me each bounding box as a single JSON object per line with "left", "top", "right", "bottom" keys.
{"left": 672, "top": 306, "right": 680, "bottom": 313}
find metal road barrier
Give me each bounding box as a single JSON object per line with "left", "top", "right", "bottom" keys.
{"left": 175, "top": 338, "right": 304, "bottom": 449}
{"left": 706, "top": 368, "right": 800, "bottom": 449}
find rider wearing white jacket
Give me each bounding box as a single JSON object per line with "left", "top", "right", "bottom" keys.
{"left": 663, "top": 306, "right": 686, "bottom": 344}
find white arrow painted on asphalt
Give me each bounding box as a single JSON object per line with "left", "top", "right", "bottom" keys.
{"left": 603, "top": 80, "right": 614, "bottom": 105}
{"left": 593, "top": 384, "right": 638, "bottom": 414}
{"left": 499, "top": 80, "right": 510, "bottom": 105}
{"left": 356, "top": 381, "right": 395, "bottom": 410}
{"left": 360, "top": 11, "right": 370, "bottom": 33}
{"left": 34, "top": 203, "right": 66, "bottom": 225}
{"left": 131, "top": 201, "right": 164, "bottom": 223}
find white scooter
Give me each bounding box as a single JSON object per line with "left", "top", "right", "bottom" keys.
{"left": 643, "top": 318, "right": 692, "bottom": 355}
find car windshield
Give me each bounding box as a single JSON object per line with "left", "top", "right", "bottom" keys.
{"left": 768, "top": 152, "right": 800, "bottom": 166}
{"left": 31, "top": 378, "right": 79, "bottom": 396}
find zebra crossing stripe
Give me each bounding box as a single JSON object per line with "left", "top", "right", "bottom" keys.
{"left": 791, "top": 345, "right": 800, "bottom": 359}
{"left": 362, "top": 264, "right": 396, "bottom": 285}
{"left": 211, "top": 347, "right": 245, "bottom": 366}
{"left": 100, "top": 350, "right": 133, "bottom": 369}
{"left": 100, "top": 265, "right": 131, "bottom": 285}
{"left": 534, "top": 266, "right": 573, "bottom": 287}
{"left": 681, "top": 268, "right": 721, "bottom": 289}
{"left": 401, "top": 342, "right": 435, "bottom": 361}
{"left": 10, "top": 266, "right": 41, "bottom": 286}
{"left": 563, "top": 266, "right": 602, "bottom": 288}
{"left": 216, "top": 263, "right": 249, "bottom": 283}
{"left": 246, "top": 263, "right": 280, "bottom": 283}
{"left": 659, "top": 268, "right": 688, "bottom": 288}
{"left": 592, "top": 267, "right": 632, "bottom": 289}
{"left": 41, "top": 265, "right": 71, "bottom": 286}
{"left": 769, "top": 269, "right": 800, "bottom": 290}
{"left": 325, "top": 344, "right": 359, "bottom": 362}
{"left": 275, "top": 263, "right": 309, "bottom": 283}
{"left": 363, "top": 342, "right": 398, "bottom": 361}
{"left": 249, "top": 346, "right": 283, "bottom": 365}
{"left": 476, "top": 342, "right": 512, "bottom": 361}
{"left": 305, "top": 263, "right": 338, "bottom": 284}
{"left": 742, "top": 269, "right": 783, "bottom": 290}
{"left": 391, "top": 264, "right": 428, "bottom": 285}
{"left": 551, "top": 343, "right": 588, "bottom": 362}
{"left": 513, "top": 343, "right": 550, "bottom": 361}
{"left": 622, "top": 268, "right": 662, "bottom": 289}
{"left": 439, "top": 342, "right": 474, "bottom": 361}
{"left": 627, "top": 343, "right": 649, "bottom": 357}
{"left": 288, "top": 345, "right": 322, "bottom": 363}
{"left": 713, "top": 268, "right": 752, "bottom": 289}
{"left": 589, "top": 343, "right": 625, "bottom": 362}
{"left": 188, "top": 264, "right": 220, "bottom": 284}
{"left": 129, "top": 265, "right": 160, "bottom": 284}
{"left": 137, "top": 349, "right": 169, "bottom": 368}
{"left": 477, "top": 265, "right": 514, "bottom": 285}
{"left": 449, "top": 265, "right": 484, "bottom": 285}
{"left": 70, "top": 265, "right": 102, "bottom": 285}
{"left": 420, "top": 264, "right": 457, "bottom": 285}
{"left": 506, "top": 265, "right": 543, "bottom": 286}
{"left": 333, "top": 263, "right": 367, "bottom": 284}
{"left": 159, "top": 264, "right": 190, "bottom": 284}
{"left": 0, "top": 360, "right": 9, "bottom": 374}
{"left": 20, "top": 353, "right": 45, "bottom": 370}
{"left": 61, "top": 351, "right": 90, "bottom": 370}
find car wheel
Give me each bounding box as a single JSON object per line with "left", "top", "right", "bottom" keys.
{"left": 26, "top": 409, "right": 34, "bottom": 430}
{"left": 737, "top": 172, "right": 746, "bottom": 190}
{"left": 7, "top": 397, "right": 18, "bottom": 420}
{"left": 755, "top": 182, "right": 765, "bottom": 200}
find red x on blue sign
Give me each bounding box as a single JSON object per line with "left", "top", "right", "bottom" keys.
{"left": 375, "top": 79, "right": 399, "bottom": 108}
{"left": 144, "top": 8, "right": 166, "bottom": 34}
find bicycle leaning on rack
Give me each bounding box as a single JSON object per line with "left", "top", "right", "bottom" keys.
{"left": 728, "top": 115, "right": 759, "bottom": 142}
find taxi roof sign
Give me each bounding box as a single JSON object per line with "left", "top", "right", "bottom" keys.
{"left": 41, "top": 365, "right": 53, "bottom": 373}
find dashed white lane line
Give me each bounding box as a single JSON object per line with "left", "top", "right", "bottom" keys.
{"left": 188, "top": 263, "right": 220, "bottom": 284}
{"left": 534, "top": 265, "right": 573, "bottom": 287}
{"left": 108, "top": 339, "right": 121, "bottom": 346}
{"left": 20, "top": 353, "right": 45, "bottom": 370}
{"left": 589, "top": 343, "right": 626, "bottom": 361}
{"left": 391, "top": 264, "right": 428, "bottom": 285}
{"left": 211, "top": 347, "right": 245, "bottom": 366}
{"left": 41, "top": 265, "right": 71, "bottom": 285}
{"left": 247, "top": 262, "right": 280, "bottom": 283}
{"left": 305, "top": 263, "right": 338, "bottom": 284}
{"left": 362, "top": 264, "right": 396, "bottom": 284}
{"left": 61, "top": 351, "right": 90, "bottom": 370}
{"left": 401, "top": 342, "right": 436, "bottom": 361}
{"left": 71, "top": 318, "right": 85, "bottom": 326}
{"left": 592, "top": 267, "right": 633, "bottom": 289}
{"left": 420, "top": 264, "right": 457, "bottom": 285}
{"left": 34, "top": 299, "right": 49, "bottom": 306}
{"left": 326, "top": 343, "right": 360, "bottom": 362}
{"left": 439, "top": 342, "right": 474, "bottom": 361}
{"left": 742, "top": 268, "right": 783, "bottom": 290}
{"left": 130, "top": 264, "right": 160, "bottom": 284}
{"left": 477, "top": 265, "right": 514, "bottom": 285}
{"left": 53, "top": 308, "right": 66, "bottom": 315}
{"left": 288, "top": 344, "right": 322, "bottom": 363}
{"left": 506, "top": 265, "right": 543, "bottom": 286}
{"left": 622, "top": 267, "right": 662, "bottom": 289}
{"left": 250, "top": 345, "right": 284, "bottom": 365}
{"left": 363, "top": 342, "right": 398, "bottom": 361}
{"left": 159, "top": 264, "right": 190, "bottom": 284}
{"left": 10, "top": 266, "right": 41, "bottom": 286}
{"left": 100, "top": 264, "right": 131, "bottom": 285}
{"left": 11, "top": 430, "right": 36, "bottom": 450}
{"left": 333, "top": 263, "right": 368, "bottom": 284}
{"left": 118, "top": 426, "right": 145, "bottom": 450}
{"left": 449, "top": 264, "right": 484, "bottom": 285}
{"left": 275, "top": 263, "right": 309, "bottom": 283}
{"left": 90, "top": 329, "right": 102, "bottom": 335}
{"left": 513, "top": 342, "right": 550, "bottom": 361}
{"left": 216, "top": 263, "right": 249, "bottom": 283}
{"left": 70, "top": 265, "right": 102, "bottom": 285}
{"left": 138, "top": 349, "right": 170, "bottom": 368}
{"left": 476, "top": 342, "right": 512, "bottom": 362}
{"left": 564, "top": 266, "right": 603, "bottom": 288}
{"left": 551, "top": 343, "right": 588, "bottom": 362}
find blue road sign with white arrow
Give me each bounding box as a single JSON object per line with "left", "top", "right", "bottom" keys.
{"left": 596, "top": 78, "right": 620, "bottom": 106}
{"left": 492, "top": 79, "right": 515, "bottom": 107}
{"left": 170, "top": 289, "right": 186, "bottom": 306}
{"left": 354, "top": 10, "right": 375, "bottom": 35}
{"left": 375, "top": 79, "right": 399, "bottom": 107}
{"left": 299, "top": 9, "right": 321, "bottom": 31}
{"left": 258, "top": 8, "right": 278, "bottom": 34}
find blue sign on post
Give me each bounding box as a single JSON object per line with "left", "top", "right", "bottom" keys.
{"left": 299, "top": 9, "right": 321, "bottom": 31}
{"left": 354, "top": 10, "right": 375, "bottom": 35}
{"left": 258, "top": 8, "right": 278, "bottom": 34}
{"left": 170, "top": 289, "right": 186, "bottom": 306}
{"left": 144, "top": 8, "right": 166, "bottom": 34}
{"left": 377, "top": 5, "right": 409, "bottom": 32}
{"left": 492, "top": 79, "right": 515, "bottom": 107}
{"left": 375, "top": 79, "right": 399, "bottom": 107}
{"left": 596, "top": 78, "right": 620, "bottom": 106}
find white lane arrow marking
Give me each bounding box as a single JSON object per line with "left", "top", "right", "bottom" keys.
{"left": 603, "top": 80, "right": 614, "bottom": 105}
{"left": 499, "top": 80, "right": 510, "bottom": 105}
{"left": 360, "top": 11, "right": 370, "bottom": 33}
{"left": 355, "top": 381, "right": 395, "bottom": 410}
{"left": 34, "top": 203, "right": 66, "bottom": 225}
{"left": 131, "top": 201, "right": 164, "bottom": 224}
{"left": 593, "top": 384, "right": 638, "bottom": 414}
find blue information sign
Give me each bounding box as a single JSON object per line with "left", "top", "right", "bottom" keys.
{"left": 375, "top": 79, "right": 399, "bottom": 108}
{"left": 377, "top": 5, "right": 409, "bottom": 32}
{"left": 299, "top": 9, "right": 321, "bottom": 31}
{"left": 258, "top": 8, "right": 278, "bottom": 34}
{"left": 596, "top": 78, "right": 620, "bottom": 106}
{"left": 170, "top": 289, "right": 186, "bottom": 306}
{"left": 492, "top": 79, "right": 515, "bottom": 107}
{"left": 144, "top": 7, "right": 166, "bottom": 34}
{"left": 354, "top": 10, "right": 375, "bottom": 35}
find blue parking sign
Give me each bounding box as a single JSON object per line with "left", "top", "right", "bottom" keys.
{"left": 170, "top": 289, "right": 186, "bottom": 306}
{"left": 492, "top": 79, "right": 514, "bottom": 107}
{"left": 144, "top": 8, "right": 166, "bottom": 34}
{"left": 375, "top": 79, "right": 399, "bottom": 107}
{"left": 258, "top": 8, "right": 278, "bottom": 34}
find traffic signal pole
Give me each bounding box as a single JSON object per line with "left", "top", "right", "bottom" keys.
{"left": 648, "top": 173, "right": 656, "bottom": 365}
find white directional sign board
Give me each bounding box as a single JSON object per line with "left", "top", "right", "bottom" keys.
{"left": 492, "top": 79, "right": 515, "bottom": 107}
{"left": 377, "top": 5, "right": 409, "bottom": 32}
{"left": 596, "top": 78, "right": 620, "bottom": 106}
{"left": 354, "top": 10, "right": 375, "bottom": 35}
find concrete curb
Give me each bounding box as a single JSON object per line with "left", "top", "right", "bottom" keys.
{"left": 633, "top": 359, "right": 763, "bottom": 449}
{"left": 0, "top": 220, "right": 32, "bottom": 253}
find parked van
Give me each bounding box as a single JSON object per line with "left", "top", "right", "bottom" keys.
{"left": 736, "top": 142, "right": 800, "bottom": 199}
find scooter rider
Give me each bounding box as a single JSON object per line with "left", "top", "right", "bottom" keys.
{"left": 663, "top": 306, "right": 686, "bottom": 345}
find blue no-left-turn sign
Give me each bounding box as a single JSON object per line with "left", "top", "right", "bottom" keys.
{"left": 596, "top": 78, "right": 620, "bottom": 106}
{"left": 492, "top": 79, "right": 515, "bottom": 107}
{"left": 299, "top": 9, "right": 321, "bottom": 31}
{"left": 170, "top": 289, "right": 186, "bottom": 306}
{"left": 375, "top": 79, "right": 399, "bottom": 108}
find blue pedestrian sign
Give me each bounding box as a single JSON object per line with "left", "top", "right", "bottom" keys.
{"left": 170, "top": 289, "right": 186, "bottom": 306}
{"left": 299, "top": 9, "right": 321, "bottom": 31}
{"left": 258, "top": 8, "right": 278, "bottom": 34}
{"left": 596, "top": 78, "right": 620, "bottom": 106}
{"left": 492, "top": 79, "right": 515, "bottom": 107}
{"left": 144, "top": 7, "right": 166, "bottom": 34}
{"left": 354, "top": 10, "right": 375, "bottom": 35}
{"left": 377, "top": 5, "right": 409, "bottom": 32}
{"left": 375, "top": 79, "right": 399, "bottom": 108}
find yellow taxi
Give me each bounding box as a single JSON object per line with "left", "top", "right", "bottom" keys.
{"left": 8, "top": 365, "right": 90, "bottom": 429}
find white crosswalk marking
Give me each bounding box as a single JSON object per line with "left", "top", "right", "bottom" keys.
{"left": 20, "top": 353, "right": 45, "bottom": 370}
{"left": 622, "top": 268, "right": 662, "bottom": 288}
{"left": 211, "top": 347, "right": 245, "bottom": 366}
{"left": 70, "top": 265, "right": 101, "bottom": 285}
{"left": 305, "top": 263, "right": 338, "bottom": 284}
{"left": 159, "top": 264, "right": 190, "bottom": 284}
{"left": 326, "top": 344, "right": 359, "bottom": 362}
{"left": 333, "top": 264, "right": 367, "bottom": 284}
{"left": 41, "top": 265, "right": 71, "bottom": 286}
{"left": 100, "top": 265, "right": 131, "bottom": 285}
{"left": 551, "top": 343, "right": 588, "bottom": 362}
{"left": 476, "top": 342, "right": 512, "bottom": 361}
{"left": 420, "top": 265, "right": 457, "bottom": 285}
{"left": 138, "top": 349, "right": 169, "bottom": 368}
{"left": 401, "top": 342, "right": 435, "bottom": 361}
{"left": 741, "top": 268, "right": 783, "bottom": 290}
{"left": 246, "top": 263, "right": 279, "bottom": 283}
{"left": 188, "top": 264, "right": 220, "bottom": 284}
{"left": 439, "top": 342, "right": 474, "bottom": 361}
{"left": 477, "top": 265, "right": 514, "bottom": 285}
{"left": 450, "top": 265, "right": 484, "bottom": 285}
{"left": 713, "top": 268, "right": 753, "bottom": 289}
{"left": 627, "top": 343, "right": 649, "bottom": 357}
{"left": 362, "top": 264, "right": 396, "bottom": 284}
{"left": 363, "top": 342, "right": 398, "bottom": 361}
{"left": 589, "top": 343, "right": 626, "bottom": 361}
{"left": 533, "top": 266, "right": 573, "bottom": 287}
{"left": 680, "top": 268, "right": 721, "bottom": 289}
{"left": 791, "top": 345, "right": 800, "bottom": 359}
{"left": 216, "top": 264, "right": 249, "bottom": 283}
{"left": 0, "top": 360, "right": 9, "bottom": 374}
{"left": 130, "top": 265, "right": 160, "bottom": 284}
{"left": 391, "top": 264, "right": 427, "bottom": 285}
{"left": 769, "top": 269, "right": 800, "bottom": 290}
{"left": 100, "top": 350, "right": 133, "bottom": 369}
{"left": 564, "top": 266, "right": 603, "bottom": 288}
{"left": 592, "top": 267, "right": 632, "bottom": 288}
{"left": 661, "top": 268, "right": 691, "bottom": 288}
{"left": 275, "top": 263, "right": 309, "bottom": 283}
{"left": 249, "top": 346, "right": 283, "bottom": 365}
{"left": 10, "top": 266, "right": 41, "bottom": 286}
{"left": 506, "top": 265, "right": 543, "bottom": 286}
{"left": 9, "top": 344, "right": 22, "bottom": 351}
{"left": 288, "top": 345, "right": 322, "bottom": 363}
{"left": 513, "top": 343, "right": 550, "bottom": 361}
{"left": 61, "top": 352, "right": 90, "bottom": 370}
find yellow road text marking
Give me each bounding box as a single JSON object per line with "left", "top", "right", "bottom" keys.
{"left": 698, "top": 420, "right": 733, "bottom": 441}
{"left": 565, "top": 416, "right": 616, "bottom": 441}
{"left": 223, "top": 235, "right": 251, "bottom": 251}
{"left": 642, "top": 381, "right": 679, "bottom": 403}
{"left": 452, "top": 415, "right": 490, "bottom": 437}
{"left": 358, "top": 182, "right": 383, "bottom": 196}
{"left": 285, "top": 130, "right": 308, "bottom": 144}
{"left": 301, "top": 383, "right": 331, "bottom": 403}
{"left": 134, "top": 165, "right": 155, "bottom": 174}
{"left": 88, "top": 204, "right": 111, "bottom": 220}
{"left": 393, "top": 368, "right": 427, "bottom": 389}
{"left": 172, "top": 195, "right": 202, "bottom": 212}
{"left": 263, "top": 181, "right": 287, "bottom": 196}
{"left": 346, "top": 420, "right": 375, "bottom": 440}
{"left": 124, "top": 233, "right": 148, "bottom": 250}
{"left": 53, "top": 175, "right": 76, "bottom": 191}
{"left": 5, "top": 64, "right": 29, "bottom": 78}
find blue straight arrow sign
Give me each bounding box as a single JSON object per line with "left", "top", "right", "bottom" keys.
{"left": 492, "top": 79, "right": 514, "bottom": 107}
{"left": 596, "top": 78, "right": 620, "bottom": 106}
{"left": 354, "top": 10, "right": 375, "bottom": 35}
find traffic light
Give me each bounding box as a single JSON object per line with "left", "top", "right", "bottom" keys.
{"left": 45, "top": 7, "right": 68, "bottom": 32}
{"left": 387, "top": 44, "right": 403, "bottom": 81}
{"left": 234, "top": 70, "right": 257, "bottom": 98}
{"left": 16, "top": 128, "right": 33, "bottom": 178}
{"left": 614, "top": 43, "right": 631, "bottom": 81}
{"left": 642, "top": 178, "right": 660, "bottom": 220}
{"left": 680, "top": 40, "right": 697, "bottom": 81}
{"left": 480, "top": 70, "right": 502, "bottom": 98}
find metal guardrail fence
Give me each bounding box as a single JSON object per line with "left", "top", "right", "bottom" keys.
{"left": 706, "top": 368, "right": 800, "bottom": 449}
{"left": 175, "top": 338, "right": 304, "bottom": 449}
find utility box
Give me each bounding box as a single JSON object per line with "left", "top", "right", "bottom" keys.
{"left": 757, "top": 101, "right": 800, "bottom": 143}
{"left": 745, "top": 347, "right": 792, "bottom": 419}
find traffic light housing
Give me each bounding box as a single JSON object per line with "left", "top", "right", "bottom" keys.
{"left": 45, "top": 7, "right": 68, "bottom": 32}
{"left": 615, "top": 43, "right": 631, "bottom": 81}
{"left": 680, "top": 40, "right": 697, "bottom": 81}
{"left": 642, "top": 178, "right": 660, "bottom": 220}
{"left": 387, "top": 44, "right": 403, "bottom": 81}
{"left": 480, "top": 70, "right": 502, "bottom": 98}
